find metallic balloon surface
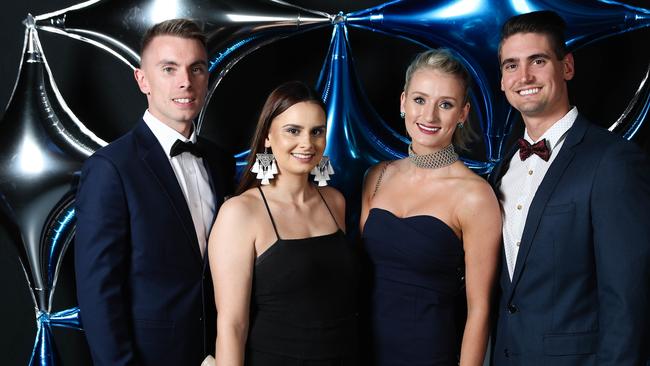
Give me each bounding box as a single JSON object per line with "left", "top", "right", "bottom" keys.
{"left": 316, "top": 21, "right": 405, "bottom": 231}
{"left": 34, "top": 0, "right": 332, "bottom": 70}
{"left": 33, "top": 0, "right": 333, "bottom": 132}
{"left": 0, "top": 19, "right": 94, "bottom": 366}
{"left": 29, "top": 308, "right": 82, "bottom": 366}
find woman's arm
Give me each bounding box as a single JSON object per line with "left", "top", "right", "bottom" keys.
{"left": 456, "top": 182, "right": 502, "bottom": 366}
{"left": 208, "top": 197, "right": 257, "bottom": 366}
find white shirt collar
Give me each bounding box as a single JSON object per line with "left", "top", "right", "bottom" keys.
{"left": 142, "top": 110, "right": 197, "bottom": 158}
{"left": 523, "top": 106, "right": 578, "bottom": 153}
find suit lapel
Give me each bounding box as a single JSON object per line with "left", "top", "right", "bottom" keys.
{"left": 134, "top": 121, "right": 203, "bottom": 264}
{"left": 505, "top": 116, "right": 589, "bottom": 300}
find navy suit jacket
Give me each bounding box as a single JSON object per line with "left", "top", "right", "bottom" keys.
{"left": 490, "top": 115, "right": 650, "bottom": 366}
{"left": 75, "top": 121, "right": 234, "bottom": 366}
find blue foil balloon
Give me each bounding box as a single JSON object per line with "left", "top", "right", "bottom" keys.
{"left": 29, "top": 308, "right": 82, "bottom": 366}
{"left": 316, "top": 19, "right": 406, "bottom": 232}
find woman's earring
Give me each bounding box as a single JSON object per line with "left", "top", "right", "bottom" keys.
{"left": 251, "top": 147, "right": 277, "bottom": 185}
{"left": 311, "top": 156, "right": 335, "bottom": 187}
{"left": 457, "top": 121, "right": 464, "bottom": 129}
{"left": 400, "top": 111, "right": 406, "bottom": 119}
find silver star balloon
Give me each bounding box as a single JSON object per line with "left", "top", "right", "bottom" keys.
{"left": 0, "top": 16, "right": 103, "bottom": 366}
{"left": 32, "top": 0, "right": 334, "bottom": 132}
{"left": 34, "top": 0, "right": 332, "bottom": 70}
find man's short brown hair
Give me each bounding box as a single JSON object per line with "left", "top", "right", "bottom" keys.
{"left": 140, "top": 19, "right": 207, "bottom": 61}
{"left": 498, "top": 11, "right": 568, "bottom": 62}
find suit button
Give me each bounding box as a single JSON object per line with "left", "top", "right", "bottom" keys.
{"left": 504, "top": 348, "right": 510, "bottom": 358}
{"left": 507, "top": 304, "right": 518, "bottom": 314}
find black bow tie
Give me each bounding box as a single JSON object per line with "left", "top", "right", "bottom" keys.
{"left": 170, "top": 139, "right": 203, "bottom": 158}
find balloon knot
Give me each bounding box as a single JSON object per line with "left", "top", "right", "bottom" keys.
{"left": 23, "top": 13, "right": 36, "bottom": 29}
{"left": 332, "top": 11, "right": 346, "bottom": 24}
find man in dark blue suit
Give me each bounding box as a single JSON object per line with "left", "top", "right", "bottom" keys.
{"left": 74, "top": 19, "right": 234, "bottom": 366}
{"left": 491, "top": 11, "right": 650, "bottom": 366}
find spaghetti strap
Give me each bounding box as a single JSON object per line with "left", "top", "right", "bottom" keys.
{"left": 316, "top": 188, "right": 340, "bottom": 230}
{"left": 371, "top": 161, "right": 393, "bottom": 199}
{"left": 257, "top": 186, "right": 281, "bottom": 240}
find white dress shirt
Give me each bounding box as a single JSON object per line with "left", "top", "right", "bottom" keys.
{"left": 143, "top": 111, "right": 215, "bottom": 257}
{"left": 501, "top": 107, "right": 578, "bottom": 279}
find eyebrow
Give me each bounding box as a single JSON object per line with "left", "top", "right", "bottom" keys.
{"left": 192, "top": 60, "right": 208, "bottom": 67}
{"left": 282, "top": 123, "right": 326, "bottom": 129}
{"left": 156, "top": 60, "right": 208, "bottom": 67}
{"left": 410, "top": 91, "right": 458, "bottom": 101}
{"left": 501, "top": 53, "right": 551, "bottom": 68}
{"left": 410, "top": 91, "right": 430, "bottom": 97}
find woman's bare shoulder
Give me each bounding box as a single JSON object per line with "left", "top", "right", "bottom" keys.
{"left": 318, "top": 185, "right": 346, "bottom": 211}
{"left": 454, "top": 170, "right": 499, "bottom": 213}
{"left": 219, "top": 188, "right": 264, "bottom": 221}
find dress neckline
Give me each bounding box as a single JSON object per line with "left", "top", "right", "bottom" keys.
{"left": 367, "top": 207, "right": 461, "bottom": 242}
{"left": 255, "top": 229, "right": 344, "bottom": 266}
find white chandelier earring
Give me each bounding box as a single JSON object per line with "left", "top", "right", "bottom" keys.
{"left": 311, "top": 156, "right": 335, "bottom": 187}
{"left": 251, "top": 147, "right": 277, "bottom": 185}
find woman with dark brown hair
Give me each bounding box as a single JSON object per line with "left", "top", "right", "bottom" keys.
{"left": 208, "top": 81, "right": 358, "bottom": 365}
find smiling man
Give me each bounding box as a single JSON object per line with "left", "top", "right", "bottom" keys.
{"left": 74, "top": 19, "right": 234, "bottom": 366}
{"left": 490, "top": 11, "right": 650, "bottom": 366}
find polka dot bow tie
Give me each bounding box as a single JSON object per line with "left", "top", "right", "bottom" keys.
{"left": 517, "top": 138, "right": 550, "bottom": 161}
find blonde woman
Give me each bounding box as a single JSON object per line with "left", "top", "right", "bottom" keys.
{"left": 360, "top": 50, "right": 501, "bottom": 366}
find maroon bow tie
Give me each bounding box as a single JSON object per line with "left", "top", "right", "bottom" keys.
{"left": 517, "top": 138, "right": 550, "bottom": 161}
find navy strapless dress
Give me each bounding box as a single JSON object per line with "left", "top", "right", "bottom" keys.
{"left": 362, "top": 208, "right": 465, "bottom": 366}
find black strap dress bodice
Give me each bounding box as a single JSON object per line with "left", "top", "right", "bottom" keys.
{"left": 246, "top": 187, "right": 359, "bottom": 361}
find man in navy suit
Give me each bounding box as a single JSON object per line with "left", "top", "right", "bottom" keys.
{"left": 491, "top": 11, "right": 650, "bottom": 366}
{"left": 75, "top": 19, "right": 234, "bottom": 366}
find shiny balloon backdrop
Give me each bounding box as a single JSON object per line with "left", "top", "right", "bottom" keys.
{"left": 0, "top": 0, "right": 648, "bottom": 365}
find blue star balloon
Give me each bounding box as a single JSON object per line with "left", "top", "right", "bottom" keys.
{"left": 315, "top": 18, "right": 405, "bottom": 230}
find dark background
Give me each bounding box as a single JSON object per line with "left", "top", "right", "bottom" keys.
{"left": 1, "top": 1, "right": 649, "bottom": 365}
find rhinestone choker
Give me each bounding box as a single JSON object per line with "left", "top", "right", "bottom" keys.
{"left": 408, "top": 144, "right": 459, "bottom": 169}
